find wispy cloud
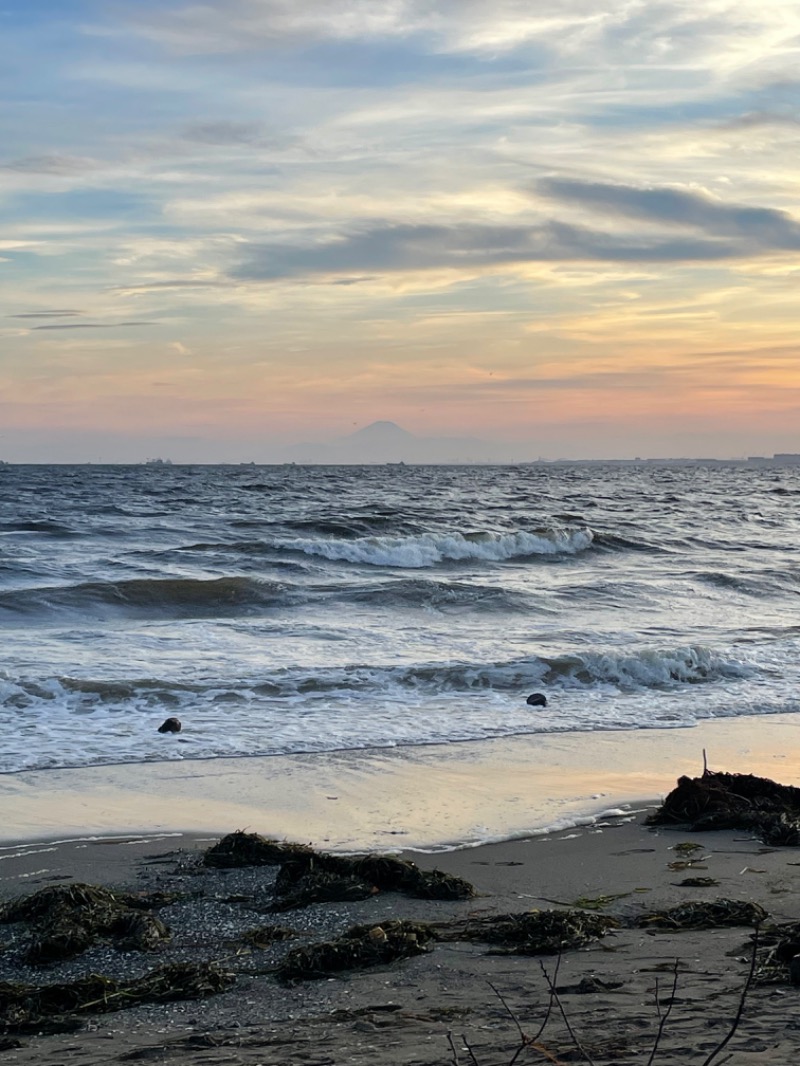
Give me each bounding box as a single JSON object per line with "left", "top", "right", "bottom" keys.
{"left": 29, "top": 321, "right": 158, "bottom": 331}
{"left": 2, "top": 155, "right": 102, "bottom": 175}
{"left": 10, "top": 310, "right": 84, "bottom": 319}
{"left": 538, "top": 179, "right": 800, "bottom": 250}
{"left": 180, "top": 120, "right": 267, "bottom": 146}
{"left": 231, "top": 218, "right": 745, "bottom": 282}
{"left": 2, "top": 0, "right": 799, "bottom": 458}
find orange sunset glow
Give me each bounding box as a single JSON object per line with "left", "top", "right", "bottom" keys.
{"left": 2, "top": 1, "right": 799, "bottom": 462}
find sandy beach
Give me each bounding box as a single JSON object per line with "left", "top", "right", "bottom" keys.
{"left": 1, "top": 790, "right": 799, "bottom": 1066}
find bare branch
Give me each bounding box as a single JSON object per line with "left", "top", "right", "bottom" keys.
{"left": 532, "top": 952, "right": 561, "bottom": 1042}
{"left": 447, "top": 1030, "right": 461, "bottom": 1066}
{"left": 489, "top": 981, "right": 527, "bottom": 1045}
{"left": 462, "top": 1032, "right": 482, "bottom": 1066}
{"left": 700, "top": 925, "right": 760, "bottom": 1066}
{"left": 646, "top": 959, "right": 680, "bottom": 1066}
{"left": 538, "top": 959, "right": 598, "bottom": 1066}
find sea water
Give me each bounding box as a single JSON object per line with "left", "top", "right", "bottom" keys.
{"left": 1, "top": 462, "right": 799, "bottom": 778}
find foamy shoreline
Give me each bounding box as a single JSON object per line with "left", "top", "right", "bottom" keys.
{"left": 3, "top": 713, "right": 800, "bottom": 850}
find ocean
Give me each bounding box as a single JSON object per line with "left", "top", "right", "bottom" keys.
{"left": 1, "top": 462, "right": 799, "bottom": 785}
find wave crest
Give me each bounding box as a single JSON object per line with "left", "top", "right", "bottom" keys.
{"left": 277, "top": 528, "right": 593, "bottom": 567}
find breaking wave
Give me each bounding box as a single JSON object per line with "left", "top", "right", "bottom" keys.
{"left": 0, "top": 644, "right": 753, "bottom": 712}
{"left": 275, "top": 528, "right": 594, "bottom": 567}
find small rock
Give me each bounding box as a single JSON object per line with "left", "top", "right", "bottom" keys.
{"left": 526, "top": 693, "right": 547, "bottom": 708}
{"left": 158, "top": 717, "right": 182, "bottom": 734}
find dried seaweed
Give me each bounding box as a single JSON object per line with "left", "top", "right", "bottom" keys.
{"left": 271, "top": 869, "right": 378, "bottom": 911}
{"left": 203, "top": 832, "right": 313, "bottom": 868}
{"left": 674, "top": 877, "right": 720, "bottom": 888}
{"left": 636, "top": 899, "right": 768, "bottom": 930}
{"left": 0, "top": 884, "right": 175, "bottom": 924}
{"left": 346, "top": 857, "right": 474, "bottom": 901}
{"left": 203, "top": 833, "right": 476, "bottom": 904}
{"left": 275, "top": 851, "right": 474, "bottom": 903}
{"left": 570, "top": 893, "right": 630, "bottom": 911}
{"left": 440, "top": 909, "right": 619, "bottom": 955}
{"left": 0, "top": 883, "right": 174, "bottom": 964}
{"left": 748, "top": 920, "right": 800, "bottom": 984}
{"left": 647, "top": 770, "right": 800, "bottom": 844}
{"left": 276, "top": 920, "right": 435, "bottom": 982}
{"left": 238, "top": 925, "right": 296, "bottom": 949}
{"left": 0, "top": 962, "right": 234, "bottom": 1034}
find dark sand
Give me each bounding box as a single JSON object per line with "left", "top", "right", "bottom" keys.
{"left": 1, "top": 808, "right": 799, "bottom": 1065}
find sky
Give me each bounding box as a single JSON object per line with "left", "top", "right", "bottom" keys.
{"left": 2, "top": 0, "right": 800, "bottom": 462}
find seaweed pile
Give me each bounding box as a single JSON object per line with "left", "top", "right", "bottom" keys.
{"left": 270, "top": 867, "right": 379, "bottom": 911}
{"left": 277, "top": 920, "right": 435, "bottom": 982}
{"left": 0, "top": 884, "right": 175, "bottom": 965}
{"left": 204, "top": 832, "right": 476, "bottom": 907}
{"left": 739, "top": 920, "right": 800, "bottom": 985}
{"left": 647, "top": 769, "right": 800, "bottom": 844}
{"left": 635, "top": 899, "right": 768, "bottom": 931}
{"left": 204, "top": 832, "right": 312, "bottom": 867}
{"left": 238, "top": 925, "right": 296, "bottom": 949}
{"left": 438, "top": 909, "right": 619, "bottom": 955}
{"left": 0, "top": 962, "right": 234, "bottom": 1035}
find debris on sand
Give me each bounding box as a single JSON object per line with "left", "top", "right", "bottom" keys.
{"left": 439, "top": 909, "right": 618, "bottom": 955}
{"left": 202, "top": 833, "right": 476, "bottom": 905}
{"left": 238, "top": 925, "right": 296, "bottom": 950}
{"left": 647, "top": 769, "right": 800, "bottom": 844}
{"left": 0, "top": 884, "right": 176, "bottom": 965}
{"left": 636, "top": 899, "right": 768, "bottom": 931}
{"left": 276, "top": 920, "right": 436, "bottom": 982}
{"left": 271, "top": 867, "right": 378, "bottom": 911}
{"left": 673, "top": 877, "right": 720, "bottom": 888}
{"left": 203, "top": 832, "right": 313, "bottom": 868}
{"left": 274, "top": 852, "right": 475, "bottom": 905}
{"left": 748, "top": 920, "right": 800, "bottom": 985}
{"left": 0, "top": 962, "right": 234, "bottom": 1035}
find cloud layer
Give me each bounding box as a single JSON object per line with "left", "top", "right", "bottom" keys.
{"left": 2, "top": 0, "right": 800, "bottom": 460}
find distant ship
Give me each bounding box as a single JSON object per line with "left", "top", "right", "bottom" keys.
{"left": 144, "top": 458, "right": 173, "bottom": 466}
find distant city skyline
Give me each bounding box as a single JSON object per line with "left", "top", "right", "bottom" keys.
{"left": 2, "top": 2, "right": 800, "bottom": 462}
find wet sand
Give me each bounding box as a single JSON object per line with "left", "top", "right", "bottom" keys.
{"left": 4, "top": 713, "right": 800, "bottom": 849}
{"left": 1, "top": 806, "right": 799, "bottom": 1065}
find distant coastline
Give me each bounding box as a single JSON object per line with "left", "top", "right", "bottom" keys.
{"left": 1, "top": 455, "right": 799, "bottom": 467}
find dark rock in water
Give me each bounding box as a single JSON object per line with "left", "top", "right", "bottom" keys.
{"left": 157, "top": 717, "right": 182, "bottom": 734}
{"left": 526, "top": 693, "right": 547, "bottom": 707}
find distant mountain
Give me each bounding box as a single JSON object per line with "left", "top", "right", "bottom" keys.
{"left": 284, "top": 421, "right": 525, "bottom": 464}
{"left": 345, "top": 421, "right": 416, "bottom": 447}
